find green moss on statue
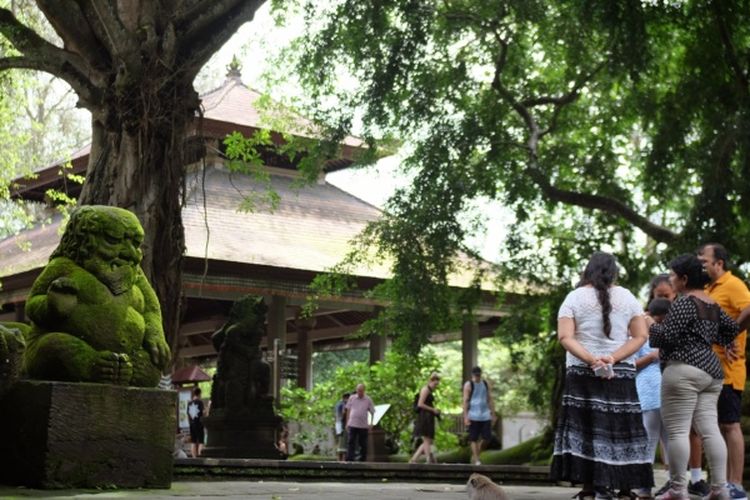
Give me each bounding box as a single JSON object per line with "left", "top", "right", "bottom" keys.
{"left": 23, "top": 205, "right": 170, "bottom": 387}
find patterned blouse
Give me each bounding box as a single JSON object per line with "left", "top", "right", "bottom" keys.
{"left": 649, "top": 295, "right": 739, "bottom": 380}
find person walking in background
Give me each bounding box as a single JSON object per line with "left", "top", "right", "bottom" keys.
{"left": 649, "top": 254, "right": 739, "bottom": 500}
{"left": 410, "top": 372, "right": 441, "bottom": 464}
{"left": 334, "top": 392, "right": 350, "bottom": 462}
{"left": 698, "top": 243, "right": 750, "bottom": 500}
{"left": 633, "top": 296, "right": 671, "bottom": 500}
{"left": 463, "top": 366, "right": 496, "bottom": 466}
{"left": 187, "top": 387, "right": 205, "bottom": 458}
{"left": 550, "top": 251, "right": 652, "bottom": 500}
{"left": 345, "top": 383, "right": 375, "bottom": 462}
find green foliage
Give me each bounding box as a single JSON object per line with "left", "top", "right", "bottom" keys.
{"left": 312, "top": 348, "right": 368, "bottom": 384}
{"left": 223, "top": 130, "right": 281, "bottom": 212}
{"left": 0, "top": 1, "right": 89, "bottom": 239}
{"left": 276, "top": 0, "right": 750, "bottom": 341}
{"left": 279, "top": 349, "right": 458, "bottom": 455}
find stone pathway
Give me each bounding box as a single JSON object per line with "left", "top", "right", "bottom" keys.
{"left": 0, "top": 468, "right": 678, "bottom": 499}
{"left": 0, "top": 480, "right": 580, "bottom": 499}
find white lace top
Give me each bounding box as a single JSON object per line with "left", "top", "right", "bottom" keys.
{"left": 558, "top": 285, "right": 644, "bottom": 367}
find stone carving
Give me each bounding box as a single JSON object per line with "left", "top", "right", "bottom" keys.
{"left": 203, "top": 295, "right": 283, "bottom": 458}
{"left": 210, "top": 295, "right": 271, "bottom": 414}
{"left": 22, "top": 205, "right": 170, "bottom": 387}
{"left": 0, "top": 323, "right": 26, "bottom": 396}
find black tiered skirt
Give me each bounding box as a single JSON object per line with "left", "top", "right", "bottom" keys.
{"left": 550, "top": 364, "right": 654, "bottom": 491}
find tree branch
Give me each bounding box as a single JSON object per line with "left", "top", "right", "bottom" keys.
{"left": 526, "top": 167, "right": 679, "bottom": 244}
{"left": 0, "top": 7, "right": 102, "bottom": 106}
{"left": 490, "top": 35, "right": 539, "bottom": 138}
{"left": 173, "top": 0, "right": 242, "bottom": 36}
{"left": 539, "top": 61, "right": 607, "bottom": 138}
{"left": 77, "top": 0, "right": 141, "bottom": 81}
{"left": 34, "top": 0, "right": 110, "bottom": 72}
{"left": 0, "top": 55, "right": 99, "bottom": 108}
{"left": 710, "top": 1, "right": 749, "bottom": 99}
{"left": 178, "top": 0, "right": 264, "bottom": 80}
{"left": 488, "top": 36, "right": 678, "bottom": 244}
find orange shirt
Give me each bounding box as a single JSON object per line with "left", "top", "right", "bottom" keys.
{"left": 708, "top": 271, "right": 750, "bottom": 390}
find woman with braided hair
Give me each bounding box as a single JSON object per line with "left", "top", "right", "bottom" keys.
{"left": 550, "top": 252, "right": 653, "bottom": 500}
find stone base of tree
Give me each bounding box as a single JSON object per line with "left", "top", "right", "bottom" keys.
{"left": 0, "top": 380, "right": 176, "bottom": 488}
{"left": 203, "top": 401, "right": 284, "bottom": 459}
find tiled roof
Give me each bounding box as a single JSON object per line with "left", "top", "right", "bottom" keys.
{"left": 170, "top": 364, "right": 212, "bottom": 384}
{"left": 200, "top": 76, "right": 363, "bottom": 148}
{"left": 0, "top": 168, "right": 389, "bottom": 280}
{"left": 0, "top": 167, "right": 491, "bottom": 289}
{"left": 182, "top": 166, "right": 389, "bottom": 277}
{"left": 0, "top": 218, "right": 61, "bottom": 277}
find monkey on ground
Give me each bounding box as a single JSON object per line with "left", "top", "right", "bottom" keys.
{"left": 466, "top": 473, "right": 511, "bottom": 500}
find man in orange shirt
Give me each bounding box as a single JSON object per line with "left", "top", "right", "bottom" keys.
{"left": 698, "top": 243, "right": 750, "bottom": 500}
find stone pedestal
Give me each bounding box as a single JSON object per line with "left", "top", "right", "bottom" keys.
{"left": 367, "top": 426, "right": 389, "bottom": 462}
{"left": 203, "top": 406, "right": 283, "bottom": 459}
{"left": 0, "top": 380, "right": 176, "bottom": 489}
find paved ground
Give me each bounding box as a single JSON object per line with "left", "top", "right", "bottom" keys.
{"left": 0, "top": 480, "right": 581, "bottom": 499}
{"left": 0, "top": 469, "right": 675, "bottom": 499}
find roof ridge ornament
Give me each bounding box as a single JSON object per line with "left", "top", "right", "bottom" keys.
{"left": 226, "top": 55, "right": 243, "bottom": 82}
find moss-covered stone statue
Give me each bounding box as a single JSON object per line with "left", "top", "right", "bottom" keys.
{"left": 23, "top": 205, "right": 170, "bottom": 387}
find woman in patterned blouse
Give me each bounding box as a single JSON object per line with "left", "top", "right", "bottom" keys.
{"left": 649, "top": 254, "right": 739, "bottom": 500}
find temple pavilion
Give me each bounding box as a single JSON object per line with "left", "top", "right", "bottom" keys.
{"left": 0, "top": 67, "right": 510, "bottom": 398}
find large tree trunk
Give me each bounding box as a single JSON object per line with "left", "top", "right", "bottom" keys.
{"left": 79, "top": 79, "right": 200, "bottom": 366}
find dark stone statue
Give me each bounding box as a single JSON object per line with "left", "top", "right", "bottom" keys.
{"left": 0, "top": 323, "right": 26, "bottom": 396}
{"left": 209, "top": 295, "right": 271, "bottom": 413}
{"left": 203, "top": 294, "right": 283, "bottom": 458}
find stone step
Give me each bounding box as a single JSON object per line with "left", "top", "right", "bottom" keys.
{"left": 174, "top": 458, "right": 553, "bottom": 484}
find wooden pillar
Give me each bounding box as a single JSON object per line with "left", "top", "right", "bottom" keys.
{"left": 369, "top": 307, "right": 386, "bottom": 365}
{"left": 295, "top": 316, "right": 316, "bottom": 391}
{"left": 369, "top": 333, "right": 386, "bottom": 366}
{"left": 14, "top": 302, "right": 25, "bottom": 322}
{"left": 267, "top": 295, "right": 287, "bottom": 403}
{"left": 462, "top": 316, "right": 479, "bottom": 384}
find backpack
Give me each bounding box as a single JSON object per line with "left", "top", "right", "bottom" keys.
{"left": 468, "top": 380, "right": 488, "bottom": 401}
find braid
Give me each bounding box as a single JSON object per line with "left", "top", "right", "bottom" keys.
{"left": 580, "top": 251, "right": 618, "bottom": 339}
{"left": 595, "top": 282, "right": 612, "bottom": 338}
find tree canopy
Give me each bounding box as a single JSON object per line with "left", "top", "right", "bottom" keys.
{"left": 277, "top": 0, "right": 750, "bottom": 353}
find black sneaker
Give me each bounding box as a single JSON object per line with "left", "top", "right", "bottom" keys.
{"left": 687, "top": 479, "right": 710, "bottom": 496}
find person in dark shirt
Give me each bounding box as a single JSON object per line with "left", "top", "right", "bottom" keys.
{"left": 187, "top": 387, "right": 205, "bottom": 458}
{"left": 649, "top": 254, "right": 739, "bottom": 499}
